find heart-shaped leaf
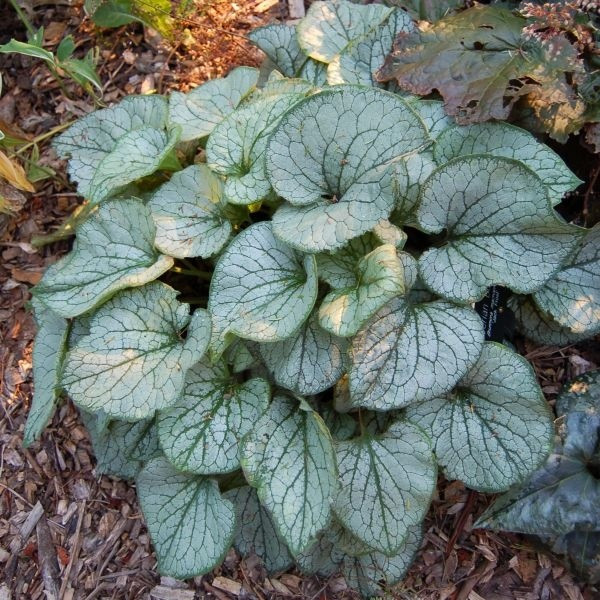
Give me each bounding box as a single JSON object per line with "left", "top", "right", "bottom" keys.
{"left": 240, "top": 394, "right": 338, "bottom": 555}
{"left": 318, "top": 245, "right": 410, "bottom": 337}
{"left": 224, "top": 486, "right": 294, "bottom": 573}
{"left": 417, "top": 155, "right": 581, "bottom": 303}
{"left": 54, "top": 96, "right": 169, "bottom": 201}
{"left": 350, "top": 297, "right": 484, "bottom": 410}
{"left": 406, "top": 342, "right": 554, "bottom": 492}
{"left": 258, "top": 313, "right": 347, "bottom": 395}
{"left": 148, "top": 164, "right": 231, "bottom": 259}
{"left": 533, "top": 225, "right": 600, "bottom": 335}
{"left": 476, "top": 370, "right": 600, "bottom": 534}
{"left": 433, "top": 122, "right": 582, "bottom": 203}
{"left": 137, "top": 457, "right": 236, "bottom": 578}
{"left": 267, "top": 85, "right": 430, "bottom": 252}
{"left": 63, "top": 282, "right": 211, "bottom": 420}
{"left": 158, "top": 361, "right": 270, "bottom": 475}
{"left": 328, "top": 9, "right": 414, "bottom": 87}
{"left": 33, "top": 199, "right": 173, "bottom": 318}
{"left": 207, "top": 92, "right": 308, "bottom": 205}
{"left": 168, "top": 66, "right": 259, "bottom": 141}
{"left": 208, "top": 222, "right": 318, "bottom": 343}
{"left": 82, "top": 412, "right": 160, "bottom": 479}
{"left": 297, "top": 0, "right": 393, "bottom": 63}
{"left": 342, "top": 525, "right": 423, "bottom": 597}
{"left": 334, "top": 420, "right": 436, "bottom": 555}
{"left": 23, "top": 300, "right": 69, "bottom": 447}
{"left": 248, "top": 24, "right": 309, "bottom": 78}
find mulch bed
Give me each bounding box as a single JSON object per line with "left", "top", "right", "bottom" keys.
{"left": 0, "top": 2, "right": 599, "bottom": 599}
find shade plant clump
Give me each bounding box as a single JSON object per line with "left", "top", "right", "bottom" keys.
{"left": 26, "top": 1, "right": 599, "bottom": 595}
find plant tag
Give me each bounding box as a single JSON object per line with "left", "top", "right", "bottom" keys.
{"left": 475, "top": 286, "right": 513, "bottom": 341}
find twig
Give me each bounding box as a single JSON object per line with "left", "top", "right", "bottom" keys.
{"left": 445, "top": 490, "right": 477, "bottom": 556}
{"left": 36, "top": 512, "right": 61, "bottom": 600}
{"left": 5, "top": 501, "right": 44, "bottom": 582}
{"left": 59, "top": 500, "right": 86, "bottom": 600}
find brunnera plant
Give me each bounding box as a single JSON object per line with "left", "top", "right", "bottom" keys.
{"left": 25, "top": 1, "right": 599, "bottom": 595}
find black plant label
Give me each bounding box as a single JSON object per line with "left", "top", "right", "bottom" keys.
{"left": 475, "top": 286, "right": 514, "bottom": 342}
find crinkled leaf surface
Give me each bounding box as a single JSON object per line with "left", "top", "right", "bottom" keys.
{"left": 208, "top": 222, "right": 318, "bottom": 343}
{"left": 83, "top": 412, "right": 160, "bottom": 479}
{"left": 327, "top": 9, "right": 414, "bottom": 87}
{"left": 318, "top": 245, "right": 409, "bottom": 337}
{"left": 158, "top": 361, "right": 269, "bottom": 474}
{"left": 24, "top": 300, "right": 69, "bottom": 447}
{"left": 248, "top": 24, "right": 308, "bottom": 78}
{"left": 297, "top": 0, "right": 392, "bottom": 63}
{"left": 224, "top": 486, "right": 293, "bottom": 573}
{"left": 87, "top": 126, "right": 180, "bottom": 204}
{"left": 295, "top": 525, "right": 346, "bottom": 577}
{"left": 334, "top": 420, "right": 435, "bottom": 554}
{"left": 267, "top": 86, "right": 430, "bottom": 252}
{"left": 54, "top": 95, "right": 169, "bottom": 201}
{"left": 350, "top": 297, "right": 484, "bottom": 410}
{"left": 259, "top": 313, "right": 347, "bottom": 395}
{"left": 407, "top": 342, "right": 554, "bottom": 492}
{"left": 477, "top": 370, "right": 600, "bottom": 534}
{"left": 385, "top": 0, "right": 463, "bottom": 22}
{"left": 378, "top": 6, "right": 575, "bottom": 124}
{"left": 207, "top": 93, "right": 308, "bottom": 205}
{"left": 137, "top": 457, "right": 235, "bottom": 578}
{"left": 240, "top": 394, "right": 338, "bottom": 555}
{"left": 342, "top": 525, "right": 423, "bottom": 597}
{"left": 417, "top": 155, "right": 581, "bottom": 303}
{"left": 533, "top": 225, "right": 600, "bottom": 334}
{"left": 168, "top": 67, "right": 259, "bottom": 141}
{"left": 148, "top": 165, "right": 231, "bottom": 259}
{"left": 510, "top": 295, "right": 593, "bottom": 346}
{"left": 433, "top": 122, "right": 581, "bottom": 202}
{"left": 63, "top": 282, "right": 211, "bottom": 420}
{"left": 410, "top": 100, "right": 454, "bottom": 140}
{"left": 33, "top": 200, "right": 173, "bottom": 318}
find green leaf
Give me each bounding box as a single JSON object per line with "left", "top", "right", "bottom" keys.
{"left": 341, "top": 525, "right": 423, "bottom": 597}
{"left": 61, "top": 55, "right": 102, "bottom": 93}
{"left": 318, "top": 245, "right": 410, "bottom": 337}
{"left": 328, "top": 9, "right": 414, "bottom": 87}
{"left": 409, "top": 99, "right": 454, "bottom": 140}
{"left": 258, "top": 313, "right": 347, "bottom": 395}
{"left": 295, "top": 527, "right": 345, "bottom": 577}
{"left": 63, "top": 282, "right": 211, "bottom": 420}
{"left": 53, "top": 96, "right": 171, "bottom": 202}
{"left": 148, "top": 165, "right": 231, "bottom": 259}
{"left": 267, "top": 86, "right": 430, "bottom": 252}
{"left": 207, "top": 93, "right": 307, "bottom": 206}
{"left": 433, "top": 122, "right": 582, "bottom": 203}
{"left": 85, "top": 0, "right": 138, "bottom": 27}
{"left": 0, "top": 39, "right": 55, "bottom": 64}
{"left": 248, "top": 24, "right": 309, "bottom": 78}
{"left": 208, "top": 222, "right": 318, "bottom": 343}
{"left": 240, "top": 394, "right": 338, "bottom": 555}
{"left": 406, "top": 342, "right": 554, "bottom": 492}
{"left": 23, "top": 300, "right": 69, "bottom": 447}
{"left": 393, "top": 151, "right": 437, "bottom": 224}
{"left": 137, "top": 457, "right": 236, "bottom": 578}
{"left": 297, "top": 0, "right": 393, "bottom": 63}
{"left": 224, "top": 486, "right": 294, "bottom": 573}
{"left": 168, "top": 67, "right": 259, "bottom": 141}
{"left": 384, "top": 0, "right": 464, "bottom": 22}
{"left": 88, "top": 126, "right": 180, "bottom": 204}
{"left": 350, "top": 297, "right": 484, "bottom": 410}
{"left": 476, "top": 370, "right": 600, "bottom": 534}
{"left": 33, "top": 200, "right": 173, "bottom": 318}
{"left": 157, "top": 361, "right": 270, "bottom": 474}
{"left": 83, "top": 412, "right": 160, "bottom": 479}
{"left": 378, "top": 7, "right": 532, "bottom": 122}
{"left": 334, "top": 420, "right": 436, "bottom": 554}
{"left": 56, "top": 36, "right": 75, "bottom": 62}
{"left": 533, "top": 225, "right": 600, "bottom": 335}
{"left": 417, "top": 155, "right": 582, "bottom": 303}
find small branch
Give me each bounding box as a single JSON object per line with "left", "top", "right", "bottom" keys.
{"left": 36, "top": 513, "right": 61, "bottom": 600}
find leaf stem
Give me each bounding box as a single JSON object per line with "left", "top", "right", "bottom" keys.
{"left": 8, "top": 0, "right": 36, "bottom": 38}
{"left": 13, "top": 121, "right": 73, "bottom": 156}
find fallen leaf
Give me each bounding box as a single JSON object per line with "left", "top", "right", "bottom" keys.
{"left": 0, "top": 151, "right": 35, "bottom": 193}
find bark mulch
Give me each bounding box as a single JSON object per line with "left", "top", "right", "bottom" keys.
{"left": 0, "top": 2, "right": 599, "bottom": 599}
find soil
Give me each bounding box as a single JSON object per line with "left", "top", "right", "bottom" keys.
{"left": 0, "top": 2, "right": 599, "bottom": 599}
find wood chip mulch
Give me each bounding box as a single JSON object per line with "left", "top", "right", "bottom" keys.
{"left": 1, "top": 2, "right": 599, "bottom": 599}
